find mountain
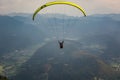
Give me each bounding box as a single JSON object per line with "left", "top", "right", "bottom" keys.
{"left": 0, "top": 16, "right": 45, "bottom": 56}
{"left": 0, "top": 14, "right": 120, "bottom": 80}
{"left": 8, "top": 13, "right": 120, "bottom": 38}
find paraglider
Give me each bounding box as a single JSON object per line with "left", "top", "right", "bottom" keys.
{"left": 32, "top": 0, "right": 86, "bottom": 49}
{"left": 58, "top": 40, "right": 64, "bottom": 49}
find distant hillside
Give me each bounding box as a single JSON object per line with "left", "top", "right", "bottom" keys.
{"left": 8, "top": 13, "right": 120, "bottom": 39}
{"left": 0, "top": 16, "right": 45, "bottom": 55}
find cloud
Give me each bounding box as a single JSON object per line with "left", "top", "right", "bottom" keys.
{"left": 0, "top": 0, "right": 120, "bottom": 15}
{"left": 94, "top": 0, "right": 120, "bottom": 14}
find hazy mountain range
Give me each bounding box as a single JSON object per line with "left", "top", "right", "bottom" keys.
{"left": 0, "top": 13, "right": 120, "bottom": 80}
{"left": 0, "top": 15, "right": 45, "bottom": 56}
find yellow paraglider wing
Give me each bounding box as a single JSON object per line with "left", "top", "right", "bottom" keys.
{"left": 32, "top": 1, "right": 86, "bottom": 20}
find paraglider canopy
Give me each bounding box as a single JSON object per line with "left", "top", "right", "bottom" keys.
{"left": 32, "top": 0, "right": 86, "bottom": 20}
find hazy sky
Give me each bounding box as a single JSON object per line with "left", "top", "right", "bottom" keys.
{"left": 0, "top": 0, "right": 120, "bottom": 15}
